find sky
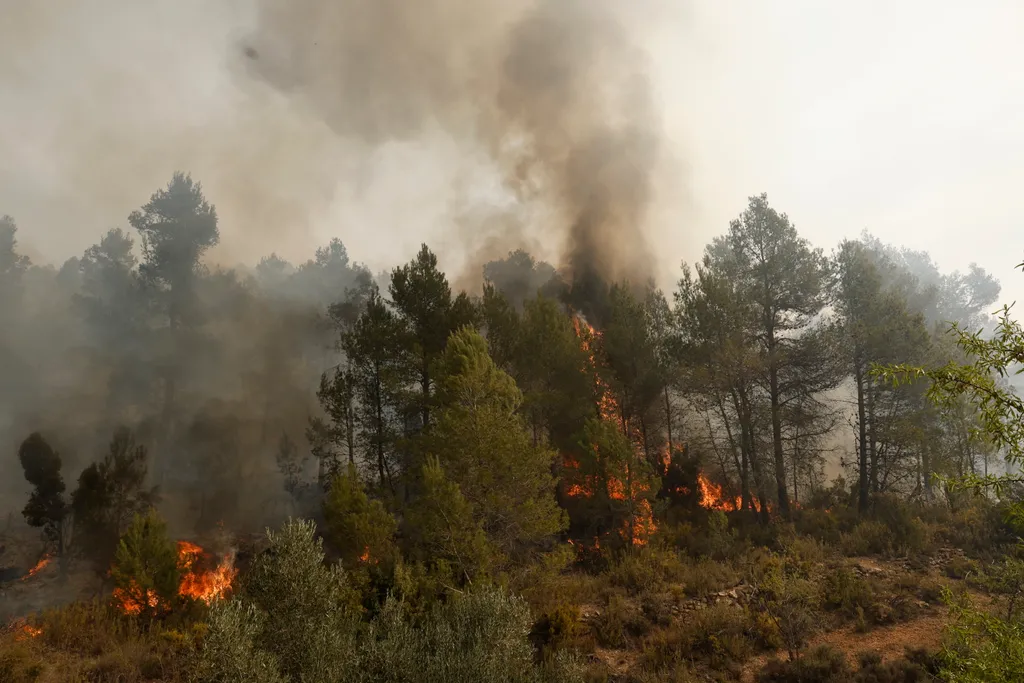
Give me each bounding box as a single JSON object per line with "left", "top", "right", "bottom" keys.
{"left": 1, "top": 0, "right": 1023, "bottom": 308}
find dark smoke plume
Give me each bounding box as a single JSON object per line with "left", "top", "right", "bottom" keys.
{"left": 240, "top": 0, "right": 662, "bottom": 285}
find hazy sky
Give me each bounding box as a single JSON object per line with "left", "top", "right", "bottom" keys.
{"left": 2, "top": 0, "right": 1022, "bottom": 308}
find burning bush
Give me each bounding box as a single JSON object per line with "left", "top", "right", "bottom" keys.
{"left": 109, "top": 510, "right": 237, "bottom": 617}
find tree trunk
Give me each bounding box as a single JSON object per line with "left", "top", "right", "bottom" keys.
{"left": 867, "top": 382, "right": 878, "bottom": 493}
{"left": 421, "top": 355, "right": 431, "bottom": 430}
{"left": 738, "top": 385, "right": 769, "bottom": 523}
{"left": 854, "top": 356, "right": 869, "bottom": 513}
{"left": 664, "top": 386, "right": 674, "bottom": 457}
{"left": 768, "top": 347, "right": 791, "bottom": 519}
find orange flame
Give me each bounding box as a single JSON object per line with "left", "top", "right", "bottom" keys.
{"left": 697, "top": 473, "right": 741, "bottom": 511}
{"left": 565, "top": 316, "right": 657, "bottom": 547}
{"left": 177, "top": 541, "right": 237, "bottom": 604}
{"left": 113, "top": 540, "right": 237, "bottom": 615}
{"left": 22, "top": 555, "right": 51, "bottom": 580}
{"left": 10, "top": 619, "right": 42, "bottom": 641}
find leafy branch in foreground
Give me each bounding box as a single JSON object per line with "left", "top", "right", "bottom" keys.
{"left": 873, "top": 300, "right": 1024, "bottom": 499}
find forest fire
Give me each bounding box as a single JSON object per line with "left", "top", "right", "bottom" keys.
{"left": 696, "top": 473, "right": 741, "bottom": 512}
{"left": 113, "top": 541, "right": 236, "bottom": 615}
{"left": 564, "top": 316, "right": 657, "bottom": 547}
{"left": 177, "top": 541, "right": 237, "bottom": 604}
{"left": 22, "top": 554, "right": 51, "bottom": 580}
{"left": 10, "top": 619, "right": 42, "bottom": 641}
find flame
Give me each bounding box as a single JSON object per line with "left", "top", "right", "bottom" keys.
{"left": 10, "top": 619, "right": 42, "bottom": 641}
{"left": 113, "top": 540, "right": 236, "bottom": 615}
{"left": 564, "top": 315, "right": 657, "bottom": 547}
{"left": 697, "top": 473, "right": 741, "bottom": 511}
{"left": 22, "top": 554, "right": 51, "bottom": 580}
{"left": 358, "top": 546, "right": 374, "bottom": 564}
{"left": 177, "top": 541, "right": 237, "bottom": 604}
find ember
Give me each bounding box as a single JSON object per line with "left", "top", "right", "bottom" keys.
{"left": 22, "top": 554, "right": 51, "bottom": 580}
{"left": 11, "top": 620, "right": 42, "bottom": 641}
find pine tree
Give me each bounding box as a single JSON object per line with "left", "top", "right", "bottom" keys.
{"left": 323, "top": 463, "right": 398, "bottom": 567}
{"left": 427, "top": 328, "right": 566, "bottom": 561}
{"left": 110, "top": 510, "right": 180, "bottom": 617}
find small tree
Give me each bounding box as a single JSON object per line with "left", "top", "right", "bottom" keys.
{"left": 18, "top": 433, "right": 71, "bottom": 565}
{"left": 428, "top": 328, "right": 566, "bottom": 560}
{"left": 403, "top": 457, "right": 492, "bottom": 585}
{"left": 323, "top": 464, "right": 398, "bottom": 567}
{"left": 110, "top": 510, "right": 180, "bottom": 617}
{"left": 72, "top": 428, "right": 158, "bottom": 570}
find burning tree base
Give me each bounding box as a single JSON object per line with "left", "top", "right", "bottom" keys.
{"left": 113, "top": 540, "right": 237, "bottom": 616}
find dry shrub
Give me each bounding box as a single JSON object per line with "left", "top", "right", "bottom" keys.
{"left": 839, "top": 521, "right": 890, "bottom": 557}
{"left": 756, "top": 644, "right": 849, "bottom": 682}
{"left": 641, "top": 604, "right": 754, "bottom": 673}
{"left": 606, "top": 547, "right": 690, "bottom": 595}
{"left": 594, "top": 594, "right": 651, "bottom": 648}
{"left": 821, "top": 567, "right": 875, "bottom": 622}
{"left": 681, "top": 558, "right": 740, "bottom": 599}
{"left": 0, "top": 641, "right": 45, "bottom": 683}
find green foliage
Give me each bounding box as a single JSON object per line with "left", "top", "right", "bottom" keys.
{"left": 110, "top": 510, "right": 181, "bottom": 618}
{"left": 642, "top": 603, "right": 754, "bottom": 673}
{"left": 428, "top": 327, "right": 566, "bottom": 560}
{"left": 750, "top": 553, "right": 819, "bottom": 658}
{"left": 130, "top": 172, "right": 219, "bottom": 303}
{"left": 323, "top": 463, "right": 398, "bottom": 567}
{"left": 757, "top": 644, "right": 849, "bottom": 682}
{"left": 568, "top": 417, "right": 659, "bottom": 551}
{"left": 402, "top": 457, "right": 492, "bottom": 584}
{"left": 341, "top": 288, "right": 406, "bottom": 491}
{"left": 820, "top": 567, "right": 875, "bottom": 622}
{"left": 193, "top": 600, "right": 285, "bottom": 683}
{"left": 389, "top": 243, "right": 473, "bottom": 430}
{"left": 940, "top": 588, "right": 1024, "bottom": 682}
{"left": 240, "top": 518, "right": 360, "bottom": 683}
{"left": 363, "top": 585, "right": 579, "bottom": 683}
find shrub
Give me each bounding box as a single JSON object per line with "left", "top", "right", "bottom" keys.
{"left": 682, "top": 557, "right": 740, "bottom": 598}
{"left": 854, "top": 649, "right": 939, "bottom": 682}
{"left": 193, "top": 599, "right": 285, "bottom": 683}
{"left": 839, "top": 521, "right": 890, "bottom": 557}
{"left": 756, "top": 644, "right": 850, "bottom": 682}
{"left": 751, "top": 554, "right": 820, "bottom": 658}
{"left": 240, "top": 518, "right": 360, "bottom": 683}
{"left": 533, "top": 603, "right": 587, "bottom": 654}
{"left": 594, "top": 594, "right": 650, "bottom": 648}
{"left": 820, "top": 567, "right": 875, "bottom": 623}
{"left": 642, "top": 604, "right": 753, "bottom": 672}
{"left": 364, "top": 586, "right": 580, "bottom": 683}
{"left": 607, "top": 547, "right": 689, "bottom": 595}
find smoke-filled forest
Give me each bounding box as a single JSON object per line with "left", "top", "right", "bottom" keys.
{"left": 3, "top": 173, "right": 1024, "bottom": 682}
{"left": 4, "top": 1, "right": 1024, "bottom": 681}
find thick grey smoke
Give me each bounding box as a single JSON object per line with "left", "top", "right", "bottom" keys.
{"left": 240, "top": 0, "right": 663, "bottom": 284}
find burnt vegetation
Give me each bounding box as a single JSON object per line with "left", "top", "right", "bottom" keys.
{"left": 2, "top": 172, "right": 1022, "bottom": 683}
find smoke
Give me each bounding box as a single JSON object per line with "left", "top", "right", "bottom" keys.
{"left": 0, "top": 0, "right": 675, "bottom": 534}
{"left": 239, "top": 0, "right": 664, "bottom": 285}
